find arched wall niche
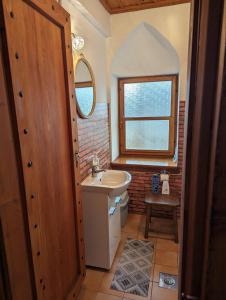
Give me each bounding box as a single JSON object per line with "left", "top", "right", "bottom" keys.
{"left": 110, "top": 22, "right": 180, "bottom": 160}
{"left": 111, "top": 22, "right": 180, "bottom": 78}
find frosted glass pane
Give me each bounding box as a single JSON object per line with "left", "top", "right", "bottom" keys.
{"left": 124, "top": 81, "right": 172, "bottom": 117}
{"left": 75, "top": 87, "right": 94, "bottom": 116}
{"left": 126, "top": 120, "right": 169, "bottom": 150}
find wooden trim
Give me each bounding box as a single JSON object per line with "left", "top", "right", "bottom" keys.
{"left": 24, "top": 0, "right": 69, "bottom": 27}
{"left": 118, "top": 75, "right": 178, "bottom": 158}
{"left": 111, "top": 155, "right": 179, "bottom": 172}
{"left": 99, "top": 0, "right": 191, "bottom": 14}
{"left": 112, "top": 162, "right": 179, "bottom": 173}
{"left": 63, "top": 15, "right": 86, "bottom": 299}
{"left": 73, "top": 54, "right": 96, "bottom": 119}
{"left": 99, "top": 0, "right": 112, "bottom": 13}
{"left": 0, "top": 211, "right": 13, "bottom": 299}
{"left": 180, "top": 0, "right": 226, "bottom": 298}
{"left": 179, "top": 0, "right": 199, "bottom": 295}
{"left": 0, "top": 17, "right": 36, "bottom": 299}
{"left": 74, "top": 81, "right": 93, "bottom": 88}
{"left": 201, "top": 0, "right": 226, "bottom": 298}
{"left": 119, "top": 74, "right": 177, "bottom": 84}
{"left": 124, "top": 117, "right": 171, "bottom": 121}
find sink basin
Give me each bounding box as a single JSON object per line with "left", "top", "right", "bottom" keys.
{"left": 81, "top": 170, "right": 131, "bottom": 196}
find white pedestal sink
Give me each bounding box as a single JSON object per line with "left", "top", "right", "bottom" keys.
{"left": 81, "top": 170, "right": 131, "bottom": 269}
{"left": 81, "top": 169, "right": 131, "bottom": 196}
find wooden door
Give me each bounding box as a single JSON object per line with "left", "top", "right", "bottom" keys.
{"left": 0, "top": 30, "right": 34, "bottom": 300}
{"left": 180, "top": 0, "right": 226, "bottom": 299}
{"left": 1, "top": 0, "right": 85, "bottom": 299}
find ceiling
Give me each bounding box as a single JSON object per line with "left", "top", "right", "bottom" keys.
{"left": 99, "top": 0, "right": 190, "bottom": 14}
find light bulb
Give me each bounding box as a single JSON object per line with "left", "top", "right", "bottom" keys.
{"left": 72, "top": 33, "right": 85, "bottom": 52}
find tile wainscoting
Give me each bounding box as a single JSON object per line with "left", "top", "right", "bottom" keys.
{"left": 78, "top": 103, "right": 111, "bottom": 180}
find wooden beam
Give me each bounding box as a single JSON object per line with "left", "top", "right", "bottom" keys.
{"left": 99, "top": 0, "right": 112, "bottom": 13}
{"left": 99, "top": 0, "right": 191, "bottom": 14}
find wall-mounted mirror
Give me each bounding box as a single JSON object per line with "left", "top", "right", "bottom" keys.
{"left": 74, "top": 55, "right": 96, "bottom": 118}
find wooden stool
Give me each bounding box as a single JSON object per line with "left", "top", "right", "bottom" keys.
{"left": 144, "top": 192, "right": 180, "bottom": 243}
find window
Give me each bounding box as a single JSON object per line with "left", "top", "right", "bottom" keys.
{"left": 119, "top": 75, "right": 178, "bottom": 157}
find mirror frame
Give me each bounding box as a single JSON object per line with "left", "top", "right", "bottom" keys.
{"left": 73, "top": 54, "right": 96, "bottom": 119}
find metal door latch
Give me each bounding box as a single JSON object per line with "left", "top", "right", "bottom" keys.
{"left": 74, "top": 152, "right": 80, "bottom": 167}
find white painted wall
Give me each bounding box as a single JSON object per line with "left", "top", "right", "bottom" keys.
{"left": 110, "top": 20, "right": 181, "bottom": 161}
{"left": 61, "top": 0, "right": 109, "bottom": 103}
{"left": 111, "top": 76, "right": 119, "bottom": 160}
{"left": 75, "top": 61, "right": 92, "bottom": 82}
{"left": 60, "top": 1, "right": 190, "bottom": 160}
{"left": 78, "top": 0, "right": 111, "bottom": 36}
{"left": 108, "top": 3, "right": 190, "bottom": 100}
{"left": 108, "top": 4, "right": 190, "bottom": 160}
{"left": 111, "top": 22, "right": 180, "bottom": 78}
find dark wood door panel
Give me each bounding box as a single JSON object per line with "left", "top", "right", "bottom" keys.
{"left": 181, "top": 0, "right": 226, "bottom": 299}
{"left": 0, "top": 30, "right": 34, "bottom": 299}
{"left": 0, "top": 200, "right": 34, "bottom": 300}
{"left": 1, "top": 0, "right": 85, "bottom": 299}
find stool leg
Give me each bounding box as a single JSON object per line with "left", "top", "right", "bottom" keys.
{"left": 150, "top": 206, "right": 152, "bottom": 223}
{"left": 173, "top": 207, "right": 178, "bottom": 243}
{"left": 145, "top": 205, "right": 151, "bottom": 238}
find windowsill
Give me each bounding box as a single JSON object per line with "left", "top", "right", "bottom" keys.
{"left": 111, "top": 156, "right": 179, "bottom": 172}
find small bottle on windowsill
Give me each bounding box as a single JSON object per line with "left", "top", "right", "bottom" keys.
{"left": 160, "top": 171, "right": 170, "bottom": 195}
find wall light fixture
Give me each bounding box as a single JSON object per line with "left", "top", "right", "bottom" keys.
{"left": 71, "top": 33, "right": 85, "bottom": 52}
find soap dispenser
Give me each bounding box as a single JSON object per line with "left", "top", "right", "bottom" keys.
{"left": 92, "top": 154, "right": 99, "bottom": 169}
{"left": 160, "top": 171, "right": 170, "bottom": 195}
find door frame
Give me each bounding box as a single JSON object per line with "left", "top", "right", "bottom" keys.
{"left": 180, "top": 0, "right": 226, "bottom": 299}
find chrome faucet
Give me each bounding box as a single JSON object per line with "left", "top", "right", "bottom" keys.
{"left": 91, "top": 165, "right": 106, "bottom": 177}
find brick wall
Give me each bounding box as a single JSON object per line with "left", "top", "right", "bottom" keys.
{"left": 178, "top": 101, "right": 185, "bottom": 170}
{"left": 127, "top": 171, "right": 183, "bottom": 216}
{"left": 113, "top": 101, "right": 186, "bottom": 216}
{"left": 77, "top": 103, "right": 111, "bottom": 180}
{"left": 78, "top": 101, "right": 186, "bottom": 217}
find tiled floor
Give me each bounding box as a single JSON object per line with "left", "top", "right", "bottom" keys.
{"left": 78, "top": 214, "right": 179, "bottom": 300}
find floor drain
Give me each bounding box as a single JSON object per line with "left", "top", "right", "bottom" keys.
{"left": 164, "top": 277, "right": 176, "bottom": 286}
{"left": 159, "top": 272, "right": 178, "bottom": 289}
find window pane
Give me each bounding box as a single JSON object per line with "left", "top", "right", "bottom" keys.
{"left": 126, "top": 120, "right": 169, "bottom": 150}
{"left": 124, "top": 81, "right": 172, "bottom": 117}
